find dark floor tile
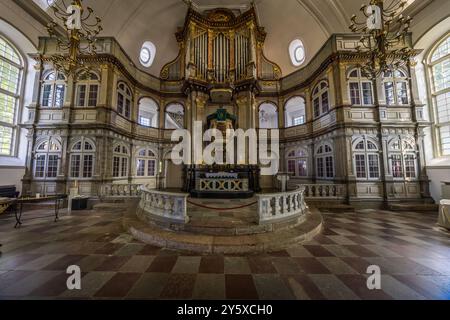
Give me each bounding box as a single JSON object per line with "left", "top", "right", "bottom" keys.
{"left": 29, "top": 272, "right": 69, "bottom": 297}
{"left": 94, "top": 256, "right": 131, "bottom": 272}
{"left": 343, "top": 245, "right": 379, "bottom": 257}
{"left": 199, "top": 256, "right": 224, "bottom": 274}
{"left": 294, "top": 258, "right": 331, "bottom": 274}
{"left": 283, "top": 274, "right": 326, "bottom": 299}
{"left": 303, "top": 245, "right": 335, "bottom": 257}
{"left": 147, "top": 256, "right": 178, "bottom": 273}
{"left": 42, "top": 255, "right": 86, "bottom": 271}
{"left": 137, "top": 245, "right": 161, "bottom": 256}
{"left": 337, "top": 275, "right": 392, "bottom": 300}
{"left": 247, "top": 256, "right": 277, "bottom": 274}
{"left": 94, "top": 243, "right": 124, "bottom": 255}
{"left": 94, "top": 273, "right": 141, "bottom": 298}
{"left": 225, "top": 274, "right": 258, "bottom": 300}
{"left": 160, "top": 274, "right": 197, "bottom": 299}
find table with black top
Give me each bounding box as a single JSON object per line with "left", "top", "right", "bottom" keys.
{"left": 12, "top": 194, "right": 68, "bottom": 228}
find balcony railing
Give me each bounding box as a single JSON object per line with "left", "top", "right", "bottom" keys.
{"left": 139, "top": 186, "right": 189, "bottom": 224}
{"left": 100, "top": 183, "right": 143, "bottom": 198}
{"left": 256, "top": 186, "right": 308, "bottom": 224}
{"left": 303, "top": 184, "right": 346, "bottom": 199}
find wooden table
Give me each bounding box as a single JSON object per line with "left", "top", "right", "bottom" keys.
{"left": 12, "top": 195, "right": 68, "bottom": 228}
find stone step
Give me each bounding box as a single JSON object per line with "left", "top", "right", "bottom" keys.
{"left": 311, "top": 203, "right": 355, "bottom": 213}
{"left": 388, "top": 203, "right": 439, "bottom": 212}
{"left": 93, "top": 202, "right": 129, "bottom": 212}
{"left": 123, "top": 204, "right": 323, "bottom": 254}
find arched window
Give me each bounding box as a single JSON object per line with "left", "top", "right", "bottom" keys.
{"left": 34, "top": 138, "right": 61, "bottom": 178}
{"left": 352, "top": 138, "right": 380, "bottom": 179}
{"left": 383, "top": 69, "right": 409, "bottom": 106}
{"left": 428, "top": 35, "right": 450, "bottom": 156}
{"left": 117, "top": 82, "right": 132, "bottom": 118}
{"left": 76, "top": 72, "right": 100, "bottom": 107}
{"left": 138, "top": 97, "right": 158, "bottom": 127}
{"left": 112, "top": 144, "right": 129, "bottom": 178}
{"left": 165, "top": 103, "right": 184, "bottom": 129}
{"left": 388, "top": 138, "right": 417, "bottom": 179}
{"left": 69, "top": 138, "right": 95, "bottom": 178}
{"left": 287, "top": 148, "right": 308, "bottom": 177}
{"left": 0, "top": 36, "right": 23, "bottom": 155}
{"left": 285, "top": 97, "right": 306, "bottom": 127}
{"left": 259, "top": 102, "right": 278, "bottom": 129}
{"left": 312, "top": 81, "right": 329, "bottom": 118}
{"left": 316, "top": 143, "right": 334, "bottom": 179}
{"left": 41, "top": 71, "right": 66, "bottom": 108}
{"left": 136, "top": 148, "right": 157, "bottom": 177}
{"left": 348, "top": 68, "right": 373, "bottom": 106}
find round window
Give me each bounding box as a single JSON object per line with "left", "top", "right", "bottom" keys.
{"left": 289, "top": 39, "right": 306, "bottom": 67}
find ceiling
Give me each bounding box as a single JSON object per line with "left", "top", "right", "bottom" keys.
{"left": 34, "top": 0, "right": 420, "bottom": 77}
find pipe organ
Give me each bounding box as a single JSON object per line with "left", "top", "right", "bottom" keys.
{"left": 161, "top": 7, "right": 281, "bottom": 89}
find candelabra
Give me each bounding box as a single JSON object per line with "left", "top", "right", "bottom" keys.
{"left": 349, "top": 0, "right": 413, "bottom": 78}
{"left": 46, "top": 0, "right": 102, "bottom": 77}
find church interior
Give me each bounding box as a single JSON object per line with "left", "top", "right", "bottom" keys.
{"left": 0, "top": 0, "right": 449, "bottom": 301}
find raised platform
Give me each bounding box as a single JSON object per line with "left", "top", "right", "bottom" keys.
{"left": 119, "top": 199, "right": 323, "bottom": 254}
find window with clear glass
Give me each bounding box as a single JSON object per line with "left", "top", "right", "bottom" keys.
{"left": 34, "top": 139, "right": 60, "bottom": 179}
{"left": 0, "top": 37, "right": 22, "bottom": 156}
{"left": 389, "top": 138, "right": 417, "bottom": 179}
{"left": 316, "top": 144, "right": 334, "bottom": 179}
{"left": 287, "top": 148, "right": 308, "bottom": 177}
{"left": 429, "top": 35, "right": 450, "bottom": 156}
{"left": 312, "top": 81, "right": 329, "bottom": 118}
{"left": 353, "top": 139, "right": 380, "bottom": 180}
{"left": 41, "top": 72, "right": 66, "bottom": 108}
{"left": 113, "top": 144, "right": 129, "bottom": 178}
{"left": 284, "top": 97, "right": 305, "bottom": 128}
{"left": 136, "top": 148, "right": 157, "bottom": 177}
{"left": 382, "top": 70, "right": 409, "bottom": 106}
{"left": 70, "top": 139, "right": 95, "bottom": 178}
{"left": 117, "top": 82, "right": 132, "bottom": 119}
{"left": 76, "top": 72, "right": 99, "bottom": 107}
{"left": 348, "top": 69, "right": 373, "bottom": 106}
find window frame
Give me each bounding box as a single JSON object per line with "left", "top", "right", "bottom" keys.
{"left": 112, "top": 144, "right": 130, "bottom": 178}
{"left": 135, "top": 148, "right": 157, "bottom": 178}
{"left": 75, "top": 72, "right": 100, "bottom": 108}
{"left": 33, "top": 139, "right": 61, "bottom": 180}
{"left": 116, "top": 82, "right": 132, "bottom": 119}
{"left": 427, "top": 34, "right": 450, "bottom": 157}
{"left": 388, "top": 139, "right": 418, "bottom": 181}
{"left": 69, "top": 138, "right": 96, "bottom": 179}
{"left": 347, "top": 68, "right": 374, "bottom": 107}
{"left": 286, "top": 148, "right": 308, "bottom": 178}
{"left": 41, "top": 71, "right": 67, "bottom": 108}
{"left": 382, "top": 70, "right": 410, "bottom": 106}
{"left": 352, "top": 138, "right": 381, "bottom": 181}
{"left": 0, "top": 35, "right": 24, "bottom": 157}
{"left": 315, "top": 143, "right": 334, "bottom": 179}
{"left": 312, "top": 81, "right": 330, "bottom": 119}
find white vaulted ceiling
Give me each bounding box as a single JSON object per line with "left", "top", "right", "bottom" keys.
{"left": 33, "top": 0, "right": 425, "bottom": 77}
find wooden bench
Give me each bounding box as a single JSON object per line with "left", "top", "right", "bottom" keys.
{"left": 0, "top": 185, "right": 20, "bottom": 199}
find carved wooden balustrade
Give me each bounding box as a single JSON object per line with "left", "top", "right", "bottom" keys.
{"left": 139, "top": 187, "right": 189, "bottom": 224}
{"left": 256, "top": 186, "right": 308, "bottom": 224}
{"left": 100, "top": 183, "right": 143, "bottom": 198}
{"left": 302, "top": 184, "right": 346, "bottom": 200}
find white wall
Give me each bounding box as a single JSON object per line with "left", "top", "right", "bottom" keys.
{"left": 0, "top": 0, "right": 42, "bottom": 192}
{"left": 413, "top": 15, "right": 450, "bottom": 202}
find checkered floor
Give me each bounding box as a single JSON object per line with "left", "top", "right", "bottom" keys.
{"left": 0, "top": 205, "right": 449, "bottom": 300}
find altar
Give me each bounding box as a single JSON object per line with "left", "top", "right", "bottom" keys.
{"left": 185, "top": 165, "right": 260, "bottom": 199}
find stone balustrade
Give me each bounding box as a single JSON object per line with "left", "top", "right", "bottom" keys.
{"left": 139, "top": 186, "right": 189, "bottom": 224}
{"left": 100, "top": 183, "right": 143, "bottom": 198}
{"left": 303, "top": 184, "right": 346, "bottom": 199}
{"left": 256, "top": 186, "right": 308, "bottom": 224}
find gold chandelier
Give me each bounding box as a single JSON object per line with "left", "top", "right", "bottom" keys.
{"left": 46, "top": 0, "right": 102, "bottom": 76}
{"left": 349, "top": 0, "right": 413, "bottom": 78}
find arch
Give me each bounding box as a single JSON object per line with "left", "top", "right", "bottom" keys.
{"left": 136, "top": 147, "right": 158, "bottom": 177}
{"left": 347, "top": 67, "right": 373, "bottom": 106}
{"left": 165, "top": 102, "right": 184, "bottom": 129}
{"left": 138, "top": 97, "right": 159, "bottom": 127}
{"left": 259, "top": 102, "right": 278, "bottom": 129}
{"left": 284, "top": 96, "right": 306, "bottom": 127}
